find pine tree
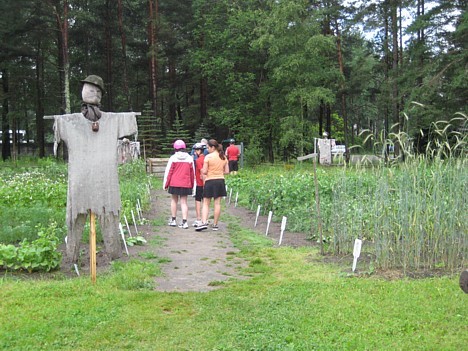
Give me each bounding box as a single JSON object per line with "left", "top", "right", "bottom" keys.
{"left": 138, "top": 102, "right": 164, "bottom": 158}
{"left": 162, "top": 114, "right": 192, "bottom": 155}
{"left": 193, "top": 122, "right": 211, "bottom": 145}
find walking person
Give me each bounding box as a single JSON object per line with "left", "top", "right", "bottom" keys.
{"left": 163, "top": 139, "right": 195, "bottom": 229}
{"left": 226, "top": 138, "right": 240, "bottom": 175}
{"left": 192, "top": 143, "right": 206, "bottom": 227}
{"left": 196, "top": 139, "right": 229, "bottom": 231}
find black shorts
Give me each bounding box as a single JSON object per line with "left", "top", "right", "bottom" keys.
{"left": 229, "top": 160, "right": 238, "bottom": 172}
{"left": 168, "top": 186, "right": 192, "bottom": 196}
{"left": 203, "top": 179, "right": 227, "bottom": 198}
{"left": 195, "top": 185, "right": 204, "bottom": 202}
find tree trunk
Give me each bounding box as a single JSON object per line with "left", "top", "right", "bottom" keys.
{"left": 326, "top": 103, "right": 331, "bottom": 139}
{"left": 198, "top": 30, "right": 208, "bottom": 121}
{"left": 61, "top": 0, "right": 70, "bottom": 114}
{"left": 1, "top": 69, "right": 11, "bottom": 160}
{"left": 168, "top": 59, "right": 177, "bottom": 124}
{"left": 391, "top": 0, "right": 400, "bottom": 157}
{"left": 49, "top": 0, "right": 70, "bottom": 159}
{"left": 334, "top": 18, "right": 349, "bottom": 161}
{"left": 35, "top": 41, "right": 45, "bottom": 158}
{"left": 200, "top": 77, "right": 208, "bottom": 120}
{"left": 383, "top": 5, "right": 390, "bottom": 161}
{"left": 319, "top": 101, "right": 324, "bottom": 136}
{"left": 117, "top": 0, "right": 131, "bottom": 110}
{"left": 148, "top": 0, "right": 158, "bottom": 116}
{"left": 105, "top": 0, "right": 113, "bottom": 111}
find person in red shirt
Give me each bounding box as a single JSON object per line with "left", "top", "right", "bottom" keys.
{"left": 225, "top": 138, "right": 240, "bottom": 175}
{"left": 163, "top": 139, "right": 195, "bottom": 229}
{"left": 192, "top": 143, "right": 206, "bottom": 227}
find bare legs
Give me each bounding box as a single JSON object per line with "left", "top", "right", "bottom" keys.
{"left": 195, "top": 200, "right": 202, "bottom": 221}
{"left": 213, "top": 197, "right": 221, "bottom": 225}
{"left": 201, "top": 197, "right": 211, "bottom": 224}
{"left": 180, "top": 195, "right": 188, "bottom": 220}
{"left": 171, "top": 194, "right": 188, "bottom": 221}
{"left": 201, "top": 196, "right": 222, "bottom": 225}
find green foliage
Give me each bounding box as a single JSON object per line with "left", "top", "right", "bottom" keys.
{"left": 0, "top": 159, "right": 68, "bottom": 243}
{"left": 109, "top": 259, "right": 158, "bottom": 290}
{"left": 0, "top": 246, "right": 465, "bottom": 350}
{"left": 125, "top": 236, "right": 147, "bottom": 247}
{"left": 119, "top": 160, "right": 156, "bottom": 225}
{"left": 161, "top": 114, "right": 192, "bottom": 155}
{"left": 0, "top": 222, "right": 62, "bottom": 272}
{"left": 227, "top": 152, "right": 467, "bottom": 271}
{"left": 137, "top": 102, "right": 165, "bottom": 157}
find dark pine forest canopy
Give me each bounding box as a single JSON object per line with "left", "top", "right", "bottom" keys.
{"left": 0, "top": 0, "right": 466, "bottom": 161}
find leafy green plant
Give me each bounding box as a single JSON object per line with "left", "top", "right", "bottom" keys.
{"left": 126, "top": 236, "right": 147, "bottom": 246}
{"left": 0, "top": 222, "right": 62, "bottom": 272}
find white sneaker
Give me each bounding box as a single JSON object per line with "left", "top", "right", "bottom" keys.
{"left": 168, "top": 219, "right": 177, "bottom": 227}
{"left": 178, "top": 221, "right": 189, "bottom": 229}
{"left": 192, "top": 220, "right": 202, "bottom": 227}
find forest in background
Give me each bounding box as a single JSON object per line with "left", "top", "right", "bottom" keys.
{"left": 0, "top": 0, "right": 466, "bottom": 162}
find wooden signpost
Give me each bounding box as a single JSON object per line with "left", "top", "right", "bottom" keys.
{"left": 89, "top": 211, "right": 97, "bottom": 284}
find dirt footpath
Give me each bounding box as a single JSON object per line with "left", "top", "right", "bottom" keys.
{"left": 146, "top": 188, "right": 312, "bottom": 292}
{"left": 59, "top": 187, "right": 313, "bottom": 291}
{"left": 150, "top": 190, "right": 248, "bottom": 292}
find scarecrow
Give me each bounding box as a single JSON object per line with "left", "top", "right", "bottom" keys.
{"left": 53, "top": 75, "right": 138, "bottom": 264}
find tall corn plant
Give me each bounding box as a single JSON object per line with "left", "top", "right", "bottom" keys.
{"left": 331, "top": 114, "right": 467, "bottom": 271}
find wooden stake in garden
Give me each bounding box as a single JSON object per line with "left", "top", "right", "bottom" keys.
{"left": 89, "top": 210, "right": 97, "bottom": 284}
{"left": 312, "top": 154, "right": 324, "bottom": 255}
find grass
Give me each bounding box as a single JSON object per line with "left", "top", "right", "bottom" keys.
{"left": 1, "top": 216, "right": 466, "bottom": 350}
{"left": 0, "top": 157, "right": 466, "bottom": 350}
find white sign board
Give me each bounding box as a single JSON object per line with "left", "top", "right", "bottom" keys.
{"left": 352, "top": 238, "right": 362, "bottom": 272}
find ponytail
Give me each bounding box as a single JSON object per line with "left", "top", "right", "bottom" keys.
{"left": 218, "top": 144, "right": 226, "bottom": 160}
{"left": 208, "top": 139, "right": 226, "bottom": 160}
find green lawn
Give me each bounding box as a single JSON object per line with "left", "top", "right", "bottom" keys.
{"left": 1, "top": 218, "right": 466, "bottom": 351}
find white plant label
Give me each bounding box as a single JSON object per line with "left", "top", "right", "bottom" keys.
{"left": 279, "top": 216, "right": 287, "bottom": 245}
{"left": 229, "top": 188, "right": 233, "bottom": 204}
{"left": 137, "top": 199, "right": 143, "bottom": 220}
{"left": 235, "top": 192, "right": 239, "bottom": 207}
{"left": 352, "top": 238, "right": 362, "bottom": 272}
{"left": 74, "top": 263, "right": 80, "bottom": 276}
{"left": 265, "top": 211, "right": 273, "bottom": 236}
{"left": 131, "top": 210, "right": 139, "bottom": 235}
{"left": 254, "top": 205, "right": 261, "bottom": 227}
{"left": 135, "top": 199, "right": 141, "bottom": 222}
{"left": 124, "top": 214, "right": 132, "bottom": 237}
{"left": 119, "top": 223, "right": 130, "bottom": 256}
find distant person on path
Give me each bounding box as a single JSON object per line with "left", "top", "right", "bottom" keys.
{"left": 226, "top": 138, "right": 240, "bottom": 175}
{"left": 192, "top": 143, "right": 206, "bottom": 227}
{"left": 195, "top": 139, "right": 229, "bottom": 231}
{"left": 190, "top": 138, "right": 209, "bottom": 159}
{"left": 200, "top": 138, "right": 209, "bottom": 156}
{"left": 163, "top": 139, "right": 195, "bottom": 229}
